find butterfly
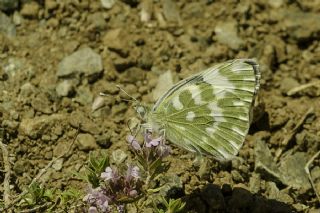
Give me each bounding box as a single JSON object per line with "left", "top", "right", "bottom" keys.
{"left": 136, "top": 59, "right": 260, "bottom": 161}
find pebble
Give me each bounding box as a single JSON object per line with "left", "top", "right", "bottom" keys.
{"left": 91, "top": 96, "right": 106, "bottom": 112}
{"left": 19, "top": 114, "right": 65, "bottom": 139}
{"left": 55, "top": 80, "right": 74, "bottom": 97}
{"left": 162, "top": 0, "right": 182, "bottom": 25}
{"left": 0, "top": 12, "right": 16, "bottom": 37}
{"left": 266, "top": 181, "right": 279, "bottom": 199}
{"left": 268, "top": 0, "right": 284, "bottom": 8}
{"left": 103, "top": 28, "right": 129, "bottom": 57}
{"left": 101, "top": 0, "right": 115, "bottom": 9}
{"left": 279, "top": 77, "right": 299, "bottom": 95}
{"left": 76, "top": 133, "right": 98, "bottom": 151}
{"left": 214, "top": 21, "right": 244, "bottom": 50}
{"left": 69, "top": 111, "right": 100, "bottom": 135}
{"left": 249, "top": 173, "right": 261, "bottom": 194}
{"left": 73, "top": 86, "right": 94, "bottom": 105}
{"left": 283, "top": 9, "right": 320, "bottom": 42}
{"left": 13, "top": 11, "right": 22, "bottom": 25}
{"left": 57, "top": 47, "right": 103, "bottom": 77}
{"left": 19, "top": 82, "right": 36, "bottom": 98}
{"left": 20, "top": 1, "right": 40, "bottom": 18}
{"left": 87, "top": 12, "right": 107, "bottom": 31}
{"left": 52, "top": 158, "right": 64, "bottom": 171}
{"left": 279, "top": 152, "right": 311, "bottom": 191}
{"left": 140, "top": 0, "right": 152, "bottom": 22}
{"left": 254, "top": 139, "right": 283, "bottom": 183}
{"left": 45, "top": 0, "right": 58, "bottom": 11}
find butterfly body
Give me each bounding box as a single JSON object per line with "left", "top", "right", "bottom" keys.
{"left": 142, "top": 59, "right": 260, "bottom": 161}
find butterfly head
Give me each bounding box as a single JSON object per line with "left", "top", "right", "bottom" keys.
{"left": 134, "top": 103, "right": 149, "bottom": 121}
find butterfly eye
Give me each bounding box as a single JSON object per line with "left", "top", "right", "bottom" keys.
{"left": 135, "top": 106, "right": 146, "bottom": 119}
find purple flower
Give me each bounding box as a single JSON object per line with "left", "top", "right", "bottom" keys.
{"left": 156, "top": 144, "right": 171, "bottom": 158}
{"left": 127, "top": 135, "right": 141, "bottom": 150}
{"left": 83, "top": 187, "right": 110, "bottom": 213}
{"left": 144, "top": 133, "right": 162, "bottom": 148}
{"left": 88, "top": 206, "right": 98, "bottom": 213}
{"left": 126, "top": 165, "right": 140, "bottom": 180}
{"left": 101, "top": 167, "right": 117, "bottom": 181}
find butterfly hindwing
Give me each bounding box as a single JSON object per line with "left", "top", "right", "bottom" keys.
{"left": 147, "top": 59, "right": 260, "bottom": 160}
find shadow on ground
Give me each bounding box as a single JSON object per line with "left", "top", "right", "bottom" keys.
{"left": 169, "top": 183, "right": 295, "bottom": 213}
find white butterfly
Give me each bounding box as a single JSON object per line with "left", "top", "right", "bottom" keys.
{"left": 137, "top": 59, "right": 260, "bottom": 161}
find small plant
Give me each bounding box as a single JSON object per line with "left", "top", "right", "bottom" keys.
{"left": 16, "top": 182, "right": 82, "bottom": 212}
{"left": 83, "top": 131, "right": 185, "bottom": 212}
{"left": 156, "top": 197, "right": 186, "bottom": 213}
{"left": 19, "top": 182, "right": 54, "bottom": 208}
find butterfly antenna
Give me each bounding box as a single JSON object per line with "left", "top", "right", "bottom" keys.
{"left": 116, "top": 85, "right": 138, "bottom": 102}
{"left": 99, "top": 92, "right": 135, "bottom": 103}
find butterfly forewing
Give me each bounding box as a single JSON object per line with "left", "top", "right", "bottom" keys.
{"left": 148, "top": 59, "right": 260, "bottom": 161}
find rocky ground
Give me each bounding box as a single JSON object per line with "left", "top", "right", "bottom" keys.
{"left": 0, "top": 0, "right": 320, "bottom": 212}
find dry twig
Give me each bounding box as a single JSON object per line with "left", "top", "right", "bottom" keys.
{"left": 305, "top": 150, "right": 320, "bottom": 203}
{"left": 287, "top": 81, "right": 320, "bottom": 96}
{"left": 0, "top": 137, "right": 11, "bottom": 208}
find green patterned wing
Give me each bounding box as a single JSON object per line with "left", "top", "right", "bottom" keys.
{"left": 148, "top": 59, "right": 260, "bottom": 160}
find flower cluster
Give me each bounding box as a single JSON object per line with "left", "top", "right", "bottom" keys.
{"left": 83, "top": 165, "right": 143, "bottom": 213}
{"left": 127, "top": 131, "right": 171, "bottom": 159}
{"left": 83, "top": 132, "right": 172, "bottom": 212}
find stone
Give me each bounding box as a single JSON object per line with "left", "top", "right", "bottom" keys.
{"left": 3, "top": 57, "right": 24, "bottom": 78}
{"left": 266, "top": 181, "right": 280, "bottom": 199}
{"left": 57, "top": 47, "right": 103, "bottom": 77}
{"left": 19, "top": 82, "right": 36, "bottom": 98}
{"left": 31, "top": 93, "right": 52, "bottom": 114}
{"left": 254, "top": 139, "right": 283, "bottom": 183}
{"left": 52, "top": 158, "right": 64, "bottom": 171}
{"left": 268, "top": 0, "right": 284, "bottom": 8}
{"left": 0, "top": 12, "right": 16, "bottom": 37}
{"left": 76, "top": 133, "right": 98, "bottom": 151}
{"left": 69, "top": 111, "right": 100, "bottom": 135}
{"left": 91, "top": 96, "right": 106, "bottom": 112}
{"left": 162, "top": 0, "right": 182, "bottom": 25}
{"left": 20, "top": 1, "right": 40, "bottom": 18}
{"left": 279, "top": 152, "right": 311, "bottom": 190}
{"left": 19, "top": 114, "right": 65, "bottom": 139}
{"left": 87, "top": 12, "right": 107, "bottom": 31}
{"left": 103, "top": 28, "right": 129, "bottom": 57}
{"left": 45, "top": 0, "right": 58, "bottom": 11}
{"left": 280, "top": 77, "right": 300, "bottom": 95}
{"left": 249, "top": 173, "right": 261, "bottom": 194}
{"left": 283, "top": 9, "right": 320, "bottom": 42}
{"left": 73, "top": 86, "right": 93, "bottom": 105}
{"left": 101, "top": 0, "right": 115, "bottom": 9}
{"left": 13, "top": 11, "right": 22, "bottom": 25}
{"left": 140, "top": 0, "right": 152, "bottom": 22}
{"left": 55, "top": 80, "right": 74, "bottom": 97}
{"left": 214, "top": 21, "right": 244, "bottom": 50}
